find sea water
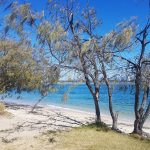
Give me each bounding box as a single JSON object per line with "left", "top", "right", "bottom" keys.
{"left": 1, "top": 83, "right": 150, "bottom": 125}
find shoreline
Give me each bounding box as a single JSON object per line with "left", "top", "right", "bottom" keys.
{"left": 47, "top": 104, "right": 150, "bottom": 129}
{"left": 2, "top": 101, "right": 150, "bottom": 129}
{"left": 1, "top": 101, "right": 150, "bottom": 131}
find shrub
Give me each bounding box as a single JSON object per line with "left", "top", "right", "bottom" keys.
{"left": 0, "top": 102, "right": 5, "bottom": 114}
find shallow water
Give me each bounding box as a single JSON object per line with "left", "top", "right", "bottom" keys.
{"left": 1, "top": 83, "right": 150, "bottom": 125}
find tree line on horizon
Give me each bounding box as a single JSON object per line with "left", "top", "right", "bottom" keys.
{"left": 0, "top": 0, "right": 150, "bottom": 137}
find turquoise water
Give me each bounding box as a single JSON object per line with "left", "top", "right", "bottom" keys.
{"left": 1, "top": 83, "right": 150, "bottom": 123}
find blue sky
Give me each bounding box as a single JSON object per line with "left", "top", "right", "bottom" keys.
{"left": 1, "top": 0, "right": 148, "bottom": 36}
{"left": 27, "top": 0, "right": 149, "bottom": 33}
{"left": 22, "top": 0, "right": 149, "bottom": 81}
{"left": 0, "top": 0, "right": 149, "bottom": 80}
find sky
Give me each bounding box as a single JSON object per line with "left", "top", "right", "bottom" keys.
{"left": 1, "top": 0, "right": 149, "bottom": 37}
{"left": 27, "top": 0, "right": 149, "bottom": 33}
{"left": 1, "top": 0, "right": 149, "bottom": 81}
{"left": 21, "top": 0, "right": 149, "bottom": 81}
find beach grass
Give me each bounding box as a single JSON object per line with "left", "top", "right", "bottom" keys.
{"left": 0, "top": 102, "right": 5, "bottom": 113}
{"left": 0, "top": 102, "right": 12, "bottom": 117}
{"left": 52, "top": 123, "right": 150, "bottom": 150}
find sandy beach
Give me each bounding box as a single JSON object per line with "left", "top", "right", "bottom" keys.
{"left": 0, "top": 103, "right": 150, "bottom": 150}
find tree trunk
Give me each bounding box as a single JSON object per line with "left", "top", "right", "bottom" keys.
{"left": 112, "top": 114, "right": 118, "bottom": 130}
{"left": 138, "top": 120, "right": 144, "bottom": 132}
{"left": 133, "top": 103, "right": 150, "bottom": 135}
{"left": 133, "top": 72, "right": 150, "bottom": 135}
{"left": 101, "top": 62, "right": 118, "bottom": 130}
{"left": 93, "top": 92, "right": 101, "bottom": 122}
{"left": 31, "top": 96, "right": 44, "bottom": 113}
{"left": 133, "top": 118, "right": 143, "bottom": 135}
{"left": 85, "top": 77, "right": 101, "bottom": 123}
{"left": 133, "top": 71, "right": 142, "bottom": 134}
{"left": 107, "top": 81, "right": 118, "bottom": 130}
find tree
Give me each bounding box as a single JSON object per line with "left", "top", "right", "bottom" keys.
{"left": 42, "top": 0, "right": 103, "bottom": 122}
{"left": 100, "top": 47, "right": 119, "bottom": 130}
{"left": 45, "top": 1, "right": 134, "bottom": 127}
{"left": 0, "top": 1, "right": 60, "bottom": 106}
{"left": 0, "top": 40, "right": 41, "bottom": 93}
{"left": 108, "top": 18, "right": 150, "bottom": 135}
{"left": 131, "top": 21, "right": 150, "bottom": 135}
{"left": 93, "top": 17, "right": 138, "bottom": 130}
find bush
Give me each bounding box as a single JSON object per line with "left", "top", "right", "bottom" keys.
{"left": 0, "top": 102, "right": 5, "bottom": 114}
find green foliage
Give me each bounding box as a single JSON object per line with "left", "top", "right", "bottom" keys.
{"left": 4, "top": 2, "right": 43, "bottom": 41}
{"left": 113, "top": 27, "right": 134, "bottom": 49}
{"left": 37, "top": 21, "right": 66, "bottom": 49}
{"left": 0, "top": 40, "right": 45, "bottom": 94}
{"left": 0, "top": 1, "right": 61, "bottom": 97}
{"left": 82, "top": 122, "right": 110, "bottom": 132}
{"left": 0, "top": 39, "right": 60, "bottom": 95}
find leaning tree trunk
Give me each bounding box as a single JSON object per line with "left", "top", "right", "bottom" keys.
{"left": 31, "top": 96, "right": 45, "bottom": 113}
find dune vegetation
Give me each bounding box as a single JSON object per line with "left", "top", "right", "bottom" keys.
{"left": 52, "top": 125, "right": 150, "bottom": 150}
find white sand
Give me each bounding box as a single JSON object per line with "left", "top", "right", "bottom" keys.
{"left": 0, "top": 103, "right": 150, "bottom": 149}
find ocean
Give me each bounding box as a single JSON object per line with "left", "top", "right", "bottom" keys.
{"left": 1, "top": 83, "right": 150, "bottom": 125}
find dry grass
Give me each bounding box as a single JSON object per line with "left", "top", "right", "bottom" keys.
{"left": 0, "top": 102, "right": 12, "bottom": 117}
{"left": 53, "top": 123, "right": 150, "bottom": 150}
{"left": 0, "top": 102, "right": 5, "bottom": 113}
